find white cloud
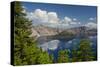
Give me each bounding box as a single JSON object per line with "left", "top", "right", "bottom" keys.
{"left": 85, "top": 22, "right": 97, "bottom": 29}
{"left": 64, "top": 16, "right": 72, "bottom": 23}
{"left": 77, "top": 22, "right": 81, "bottom": 24}
{"left": 26, "top": 9, "right": 60, "bottom": 24}
{"left": 33, "top": 9, "right": 48, "bottom": 23}
{"left": 73, "top": 18, "right": 77, "bottom": 21}
{"left": 89, "top": 17, "right": 96, "bottom": 21}
{"left": 61, "top": 16, "right": 72, "bottom": 25}
{"left": 48, "top": 12, "right": 59, "bottom": 23}
{"left": 89, "top": 17, "right": 94, "bottom": 21}
{"left": 25, "top": 9, "right": 81, "bottom": 28}
{"left": 62, "top": 17, "right": 80, "bottom": 25}
{"left": 70, "top": 22, "right": 77, "bottom": 24}
{"left": 26, "top": 12, "right": 34, "bottom": 20}
{"left": 34, "top": 9, "right": 48, "bottom": 20}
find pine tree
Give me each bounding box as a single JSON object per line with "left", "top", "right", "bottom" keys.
{"left": 57, "top": 49, "right": 70, "bottom": 63}
{"left": 71, "top": 48, "right": 78, "bottom": 62}
{"left": 36, "top": 51, "right": 52, "bottom": 64}
{"left": 14, "top": 1, "right": 52, "bottom": 65}
{"left": 78, "top": 39, "right": 95, "bottom": 61}
{"left": 71, "top": 39, "right": 95, "bottom": 62}
{"left": 14, "top": 1, "right": 36, "bottom": 65}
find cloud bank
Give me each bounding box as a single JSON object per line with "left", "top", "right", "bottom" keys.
{"left": 85, "top": 22, "right": 97, "bottom": 29}
{"left": 23, "top": 8, "right": 97, "bottom": 29}
{"left": 26, "top": 9, "right": 80, "bottom": 26}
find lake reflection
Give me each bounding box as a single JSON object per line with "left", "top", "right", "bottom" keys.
{"left": 38, "top": 35, "right": 97, "bottom": 61}
{"left": 38, "top": 40, "right": 60, "bottom": 51}
{"left": 38, "top": 36, "right": 97, "bottom": 51}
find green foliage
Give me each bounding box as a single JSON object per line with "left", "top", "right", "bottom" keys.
{"left": 71, "top": 48, "right": 78, "bottom": 62}
{"left": 37, "top": 52, "right": 52, "bottom": 64}
{"left": 14, "top": 56, "right": 22, "bottom": 65}
{"left": 13, "top": 2, "right": 96, "bottom": 65}
{"left": 14, "top": 1, "right": 52, "bottom": 65}
{"left": 14, "top": 1, "right": 26, "bottom": 16}
{"left": 49, "top": 54, "right": 54, "bottom": 62}
{"left": 14, "top": 1, "right": 36, "bottom": 65}
{"left": 57, "top": 49, "right": 70, "bottom": 63}
{"left": 72, "top": 39, "right": 95, "bottom": 62}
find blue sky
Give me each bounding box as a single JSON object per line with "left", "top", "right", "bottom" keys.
{"left": 21, "top": 2, "right": 97, "bottom": 29}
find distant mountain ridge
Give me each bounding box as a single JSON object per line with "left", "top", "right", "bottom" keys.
{"left": 30, "top": 25, "right": 97, "bottom": 39}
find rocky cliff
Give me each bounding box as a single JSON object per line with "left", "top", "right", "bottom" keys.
{"left": 30, "top": 25, "right": 62, "bottom": 38}
{"left": 30, "top": 25, "right": 97, "bottom": 39}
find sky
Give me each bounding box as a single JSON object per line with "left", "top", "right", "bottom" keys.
{"left": 21, "top": 2, "right": 97, "bottom": 29}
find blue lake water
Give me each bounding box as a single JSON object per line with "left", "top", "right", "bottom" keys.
{"left": 38, "top": 35, "right": 97, "bottom": 62}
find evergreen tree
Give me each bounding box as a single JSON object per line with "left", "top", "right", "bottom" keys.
{"left": 14, "top": 2, "right": 52, "bottom": 65}
{"left": 71, "top": 48, "right": 78, "bottom": 62}
{"left": 78, "top": 39, "right": 95, "bottom": 61}
{"left": 36, "top": 51, "right": 52, "bottom": 64}
{"left": 49, "top": 54, "right": 54, "bottom": 63}
{"left": 57, "top": 49, "right": 70, "bottom": 63}
{"left": 72, "top": 39, "right": 95, "bottom": 62}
